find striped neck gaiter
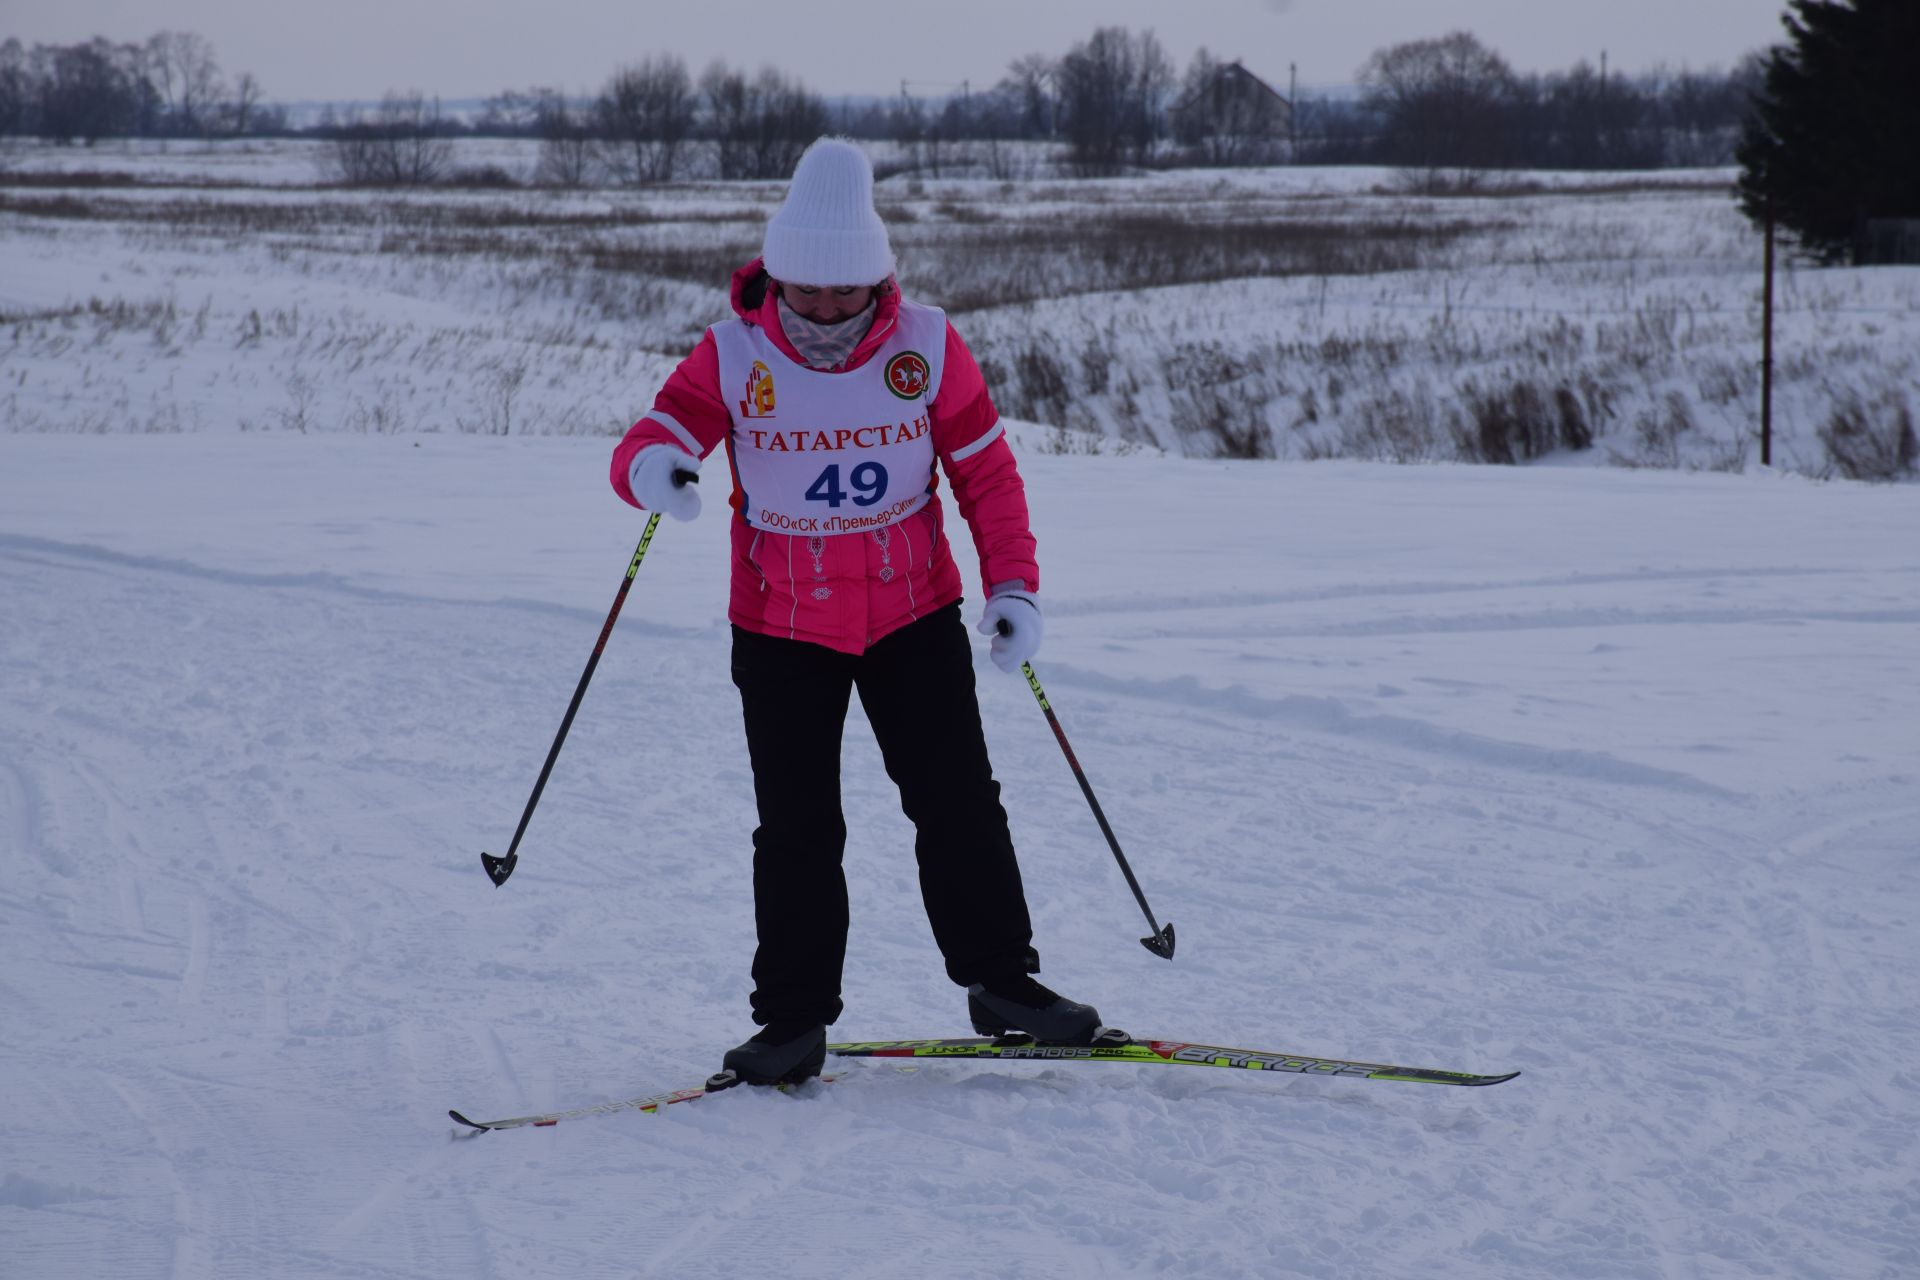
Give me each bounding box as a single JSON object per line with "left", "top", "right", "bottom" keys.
{"left": 777, "top": 295, "right": 876, "bottom": 371}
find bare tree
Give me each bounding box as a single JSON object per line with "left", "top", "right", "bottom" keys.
{"left": 1650, "top": 56, "right": 1764, "bottom": 166}
{"left": 755, "top": 70, "right": 829, "bottom": 178}
{"left": 1362, "top": 31, "right": 1512, "bottom": 117}
{"left": 1534, "top": 61, "right": 1658, "bottom": 169}
{"left": 325, "top": 92, "right": 454, "bottom": 186}
{"left": 1358, "top": 31, "right": 1521, "bottom": 174}
{"left": 888, "top": 92, "right": 930, "bottom": 174}
{"left": 702, "top": 63, "right": 826, "bottom": 180}
{"left": 0, "top": 39, "right": 30, "bottom": 139}
{"left": 1056, "top": 27, "right": 1171, "bottom": 175}
{"left": 935, "top": 94, "right": 976, "bottom": 175}
{"left": 381, "top": 92, "right": 454, "bottom": 184}
{"left": 0, "top": 31, "right": 264, "bottom": 143}
{"left": 998, "top": 53, "right": 1057, "bottom": 137}
{"left": 702, "top": 63, "right": 755, "bottom": 179}
{"left": 116, "top": 37, "right": 163, "bottom": 136}
{"left": 142, "top": 32, "right": 178, "bottom": 130}
{"left": 888, "top": 88, "right": 968, "bottom": 178}
{"left": 1130, "top": 30, "right": 1175, "bottom": 164}
{"left": 38, "top": 39, "right": 139, "bottom": 145}
{"left": 969, "top": 81, "right": 1034, "bottom": 177}
{"left": 177, "top": 33, "right": 224, "bottom": 137}
{"left": 596, "top": 56, "right": 696, "bottom": 184}
{"left": 225, "top": 72, "right": 261, "bottom": 137}
{"left": 147, "top": 30, "right": 225, "bottom": 138}
{"left": 475, "top": 89, "right": 540, "bottom": 136}
{"left": 533, "top": 90, "right": 594, "bottom": 187}
{"left": 1057, "top": 29, "right": 1131, "bottom": 173}
{"left": 1173, "top": 48, "right": 1224, "bottom": 160}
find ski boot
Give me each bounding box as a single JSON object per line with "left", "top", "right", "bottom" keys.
{"left": 967, "top": 975, "right": 1111, "bottom": 1046}
{"left": 709, "top": 1021, "right": 827, "bottom": 1090}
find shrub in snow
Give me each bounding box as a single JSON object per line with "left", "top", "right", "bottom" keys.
{"left": 1456, "top": 376, "right": 1597, "bottom": 465}
{"left": 1819, "top": 391, "right": 1918, "bottom": 481}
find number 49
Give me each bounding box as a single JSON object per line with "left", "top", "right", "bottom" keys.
{"left": 806, "top": 462, "right": 889, "bottom": 509}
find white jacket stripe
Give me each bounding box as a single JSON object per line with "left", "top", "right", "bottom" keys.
{"left": 645, "top": 410, "right": 702, "bottom": 456}
{"left": 948, "top": 420, "right": 1004, "bottom": 463}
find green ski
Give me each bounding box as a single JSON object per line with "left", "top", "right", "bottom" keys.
{"left": 827, "top": 1034, "right": 1520, "bottom": 1087}
{"left": 451, "top": 1033, "right": 1515, "bottom": 1132}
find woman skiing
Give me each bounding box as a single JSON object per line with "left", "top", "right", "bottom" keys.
{"left": 609, "top": 137, "right": 1102, "bottom": 1086}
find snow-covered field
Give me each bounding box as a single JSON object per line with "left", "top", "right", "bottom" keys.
{"left": 4, "top": 140, "right": 1920, "bottom": 1277}
{"left": 3, "top": 430, "right": 1918, "bottom": 1278}
{"left": 4, "top": 138, "right": 1917, "bottom": 477}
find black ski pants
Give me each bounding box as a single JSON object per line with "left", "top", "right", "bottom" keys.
{"left": 731, "top": 601, "right": 1036, "bottom": 1027}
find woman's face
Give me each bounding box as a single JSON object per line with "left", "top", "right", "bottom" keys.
{"left": 778, "top": 280, "right": 874, "bottom": 325}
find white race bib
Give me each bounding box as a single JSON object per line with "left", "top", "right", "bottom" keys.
{"left": 714, "top": 302, "right": 949, "bottom": 535}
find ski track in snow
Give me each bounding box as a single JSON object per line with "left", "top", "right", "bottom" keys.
{"left": 3, "top": 439, "right": 1919, "bottom": 1278}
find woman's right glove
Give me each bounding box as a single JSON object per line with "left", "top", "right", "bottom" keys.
{"left": 627, "top": 445, "right": 702, "bottom": 521}
{"left": 977, "top": 588, "right": 1043, "bottom": 674}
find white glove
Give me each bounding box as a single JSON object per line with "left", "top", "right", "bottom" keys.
{"left": 976, "top": 588, "right": 1042, "bottom": 674}
{"left": 627, "top": 445, "right": 702, "bottom": 522}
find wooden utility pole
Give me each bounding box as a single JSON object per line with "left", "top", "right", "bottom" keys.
{"left": 1762, "top": 194, "right": 1776, "bottom": 467}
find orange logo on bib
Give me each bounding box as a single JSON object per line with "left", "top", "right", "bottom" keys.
{"left": 740, "top": 360, "right": 777, "bottom": 418}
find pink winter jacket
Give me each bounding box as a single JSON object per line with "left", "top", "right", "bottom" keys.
{"left": 610, "top": 259, "right": 1038, "bottom": 655}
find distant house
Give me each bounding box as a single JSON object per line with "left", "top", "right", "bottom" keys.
{"left": 1170, "top": 61, "right": 1293, "bottom": 166}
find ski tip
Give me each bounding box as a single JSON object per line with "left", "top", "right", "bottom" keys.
{"left": 1376, "top": 1068, "right": 1522, "bottom": 1087}
{"left": 449, "top": 1109, "right": 492, "bottom": 1131}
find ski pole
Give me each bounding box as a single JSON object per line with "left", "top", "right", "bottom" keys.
{"left": 1001, "top": 627, "right": 1175, "bottom": 960}
{"left": 482, "top": 471, "right": 694, "bottom": 887}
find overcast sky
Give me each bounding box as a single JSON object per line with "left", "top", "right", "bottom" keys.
{"left": 10, "top": 0, "right": 1788, "bottom": 102}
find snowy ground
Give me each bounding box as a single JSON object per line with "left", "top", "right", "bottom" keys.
{"left": 5, "top": 139, "right": 1917, "bottom": 476}
{"left": 3, "top": 432, "right": 1918, "bottom": 1278}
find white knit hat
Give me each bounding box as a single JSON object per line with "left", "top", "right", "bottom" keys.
{"left": 761, "top": 138, "right": 895, "bottom": 286}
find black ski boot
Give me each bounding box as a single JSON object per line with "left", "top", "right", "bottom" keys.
{"left": 713, "top": 1021, "right": 827, "bottom": 1088}
{"left": 967, "top": 976, "right": 1103, "bottom": 1045}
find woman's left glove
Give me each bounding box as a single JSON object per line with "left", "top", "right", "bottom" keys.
{"left": 977, "top": 588, "right": 1043, "bottom": 674}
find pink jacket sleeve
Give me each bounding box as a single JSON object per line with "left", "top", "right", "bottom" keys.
{"left": 932, "top": 322, "right": 1039, "bottom": 597}
{"left": 610, "top": 332, "right": 731, "bottom": 509}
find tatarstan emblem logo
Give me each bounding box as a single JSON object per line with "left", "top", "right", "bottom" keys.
{"left": 884, "top": 351, "right": 931, "bottom": 401}
{"left": 740, "top": 360, "right": 776, "bottom": 418}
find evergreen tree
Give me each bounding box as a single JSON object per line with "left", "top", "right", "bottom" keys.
{"left": 1736, "top": 0, "right": 1920, "bottom": 263}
